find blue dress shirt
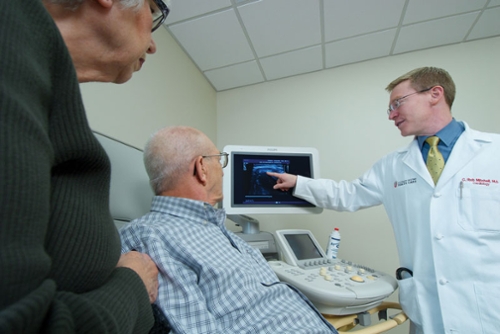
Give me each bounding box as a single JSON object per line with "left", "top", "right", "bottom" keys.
{"left": 120, "top": 196, "right": 337, "bottom": 334}
{"left": 418, "top": 118, "right": 465, "bottom": 163}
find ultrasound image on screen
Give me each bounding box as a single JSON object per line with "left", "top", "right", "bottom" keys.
{"left": 244, "top": 159, "right": 288, "bottom": 197}
{"left": 232, "top": 153, "right": 314, "bottom": 207}
{"left": 284, "top": 234, "right": 322, "bottom": 260}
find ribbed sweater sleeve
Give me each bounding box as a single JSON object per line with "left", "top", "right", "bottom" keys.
{"left": 0, "top": 1, "right": 153, "bottom": 332}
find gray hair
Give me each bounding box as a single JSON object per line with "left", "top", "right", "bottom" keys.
{"left": 144, "top": 126, "right": 213, "bottom": 195}
{"left": 43, "top": 0, "right": 144, "bottom": 11}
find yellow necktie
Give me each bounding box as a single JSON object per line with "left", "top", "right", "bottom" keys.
{"left": 425, "top": 136, "right": 445, "bottom": 184}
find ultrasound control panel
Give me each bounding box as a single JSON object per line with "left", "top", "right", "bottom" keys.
{"left": 271, "top": 230, "right": 398, "bottom": 315}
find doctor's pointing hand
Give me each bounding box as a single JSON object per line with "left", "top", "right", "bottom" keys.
{"left": 267, "top": 172, "right": 297, "bottom": 191}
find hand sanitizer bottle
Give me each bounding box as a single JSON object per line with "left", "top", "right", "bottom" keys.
{"left": 326, "top": 228, "right": 341, "bottom": 259}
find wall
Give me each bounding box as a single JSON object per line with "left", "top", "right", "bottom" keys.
{"left": 80, "top": 27, "right": 217, "bottom": 149}
{"left": 217, "top": 36, "right": 500, "bottom": 331}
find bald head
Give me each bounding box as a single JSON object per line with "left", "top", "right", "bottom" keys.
{"left": 144, "top": 126, "right": 215, "bottom": 195}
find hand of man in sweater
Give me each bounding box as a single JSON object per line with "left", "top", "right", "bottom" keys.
{"left": 118, "top": 251, "right": 159, "bottom": 303}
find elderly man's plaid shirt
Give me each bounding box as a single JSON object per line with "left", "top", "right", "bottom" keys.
{"left": 120, "top": 196, "right": 337, "bottom": 334}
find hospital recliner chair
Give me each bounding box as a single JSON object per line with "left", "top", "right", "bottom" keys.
{"left": 94, "top": 131, "right": 170, "bottom": 333}
{"left": 94, "top": 131, "right": 407, "bottom": 333}
{"left": 94, "top": 131, "right": 153, "bottom": 230}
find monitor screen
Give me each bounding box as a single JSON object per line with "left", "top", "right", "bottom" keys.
{"left": 284, "top": 233, "right": 323, "bottom": 260}
{"left": 222, "top": 145, "right": 322, "bottom": 215}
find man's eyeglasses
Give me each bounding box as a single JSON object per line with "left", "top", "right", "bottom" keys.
{"left": 202, "top": 152, "right": 229, "bottom": 169}
{"left": 150, "top": 0, "right": 170, "bottom": 32}
{"left": 193, "top": 152, "right": 229, "bottom": 176}
{"left": 387, "top": 87, "right": 432, "bottom": 115}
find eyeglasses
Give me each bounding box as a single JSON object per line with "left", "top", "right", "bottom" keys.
{"left": 150, "top": 0, "right": 170, "bottom": 32}
{"left": 387, "top": 87, "right": 432, "bottom": 115}
{"left": 202, "top": 152, "right": 229, "bottom": 169}
{"left": 193, "top": 152, "right": 228, "bottom": 176}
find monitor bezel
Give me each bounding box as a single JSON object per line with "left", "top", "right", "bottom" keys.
{"left": 222, "top": 145, "right": 322, "bottom": 215}
{"left": 274, "top": 229, "right": 327, "bottom": 267}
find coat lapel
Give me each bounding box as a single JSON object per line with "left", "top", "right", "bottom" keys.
{"left": 438, "top": 123, "right": 492, "bottom": 186}
{"left": 401, "top": 138, "right": 435, "bottom": 187}
{"left": 398, "top": 122, "right": 492, "bottom": 188}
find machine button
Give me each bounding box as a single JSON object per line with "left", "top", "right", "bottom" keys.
{"left": 350, "top": 275, "right": 365, "bottom": 283}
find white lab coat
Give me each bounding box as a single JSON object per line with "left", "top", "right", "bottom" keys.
{"left": 294, "top": 122, "right": 500, "bottom": 334}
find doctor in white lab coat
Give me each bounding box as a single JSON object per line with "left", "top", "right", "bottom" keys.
{"left": 268, "top": 67, "right": 500, "bottom": 334}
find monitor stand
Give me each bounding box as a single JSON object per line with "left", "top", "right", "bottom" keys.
{"left": 227, "top": 214, "right": 279, "bottom": 261}
{"left": 227, "top": 214, "right": 261, "bottom": 234}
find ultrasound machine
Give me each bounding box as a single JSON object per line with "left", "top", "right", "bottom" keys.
{"left": 223, "top": 145, "right": 322, "bottom": 261}
{"left": 223, "top": 145, "right": 408, "bottom": 333}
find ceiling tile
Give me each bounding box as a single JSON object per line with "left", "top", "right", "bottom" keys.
{"left": 325, "top": 29, "right": 396, "bottom": 68}
{"left": 163, "top": 0, "right": 500, "bottom": 91}
{"left": 324, "top": 0, "right": 405, "bottom": 41}
{"left": 237, "top": 0, "right": 321, "bottom": 57}
{"left": 168, "top": 10, "right": 254, "bottom": 71}
{"left": 165, "top": 0, "right": 232, "bottom": 24}
{"left": 394, "top": 12, "right": 479, "bottom": 54}
{"left": 260, "top": 46, "right": 323, "bottom": 81}
{"left": 468, "top": 7, "right": 500, "bottom": 40}
{"left": 404, "top": 0, "right": 487, "bottom": 24}
{"left": 204, "top": 61, "right": 264, "bottom": 91}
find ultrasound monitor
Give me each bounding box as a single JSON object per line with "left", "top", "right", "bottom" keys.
{"left": 274, "top": 229, "right": 327, "bottom": 268}
{"left": 284, "top": 233, "right": 323, "bottom": 261}
{"left": 222, "top": 145, "right": 322, "bottom": 215}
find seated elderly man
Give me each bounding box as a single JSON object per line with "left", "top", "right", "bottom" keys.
{"left": 119, "top": 126, "right": 338, "bottom": 333}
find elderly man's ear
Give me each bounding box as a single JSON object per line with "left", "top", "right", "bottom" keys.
{"left": 193, "top": 157, "right": 208, "bottom": 185}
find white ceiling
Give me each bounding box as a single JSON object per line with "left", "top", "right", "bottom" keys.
{"left": 163, "top": 0, "right": 500, "bottom": 91}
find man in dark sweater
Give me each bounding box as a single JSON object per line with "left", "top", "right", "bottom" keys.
{"left": 0, "top": 0, "right": 169, "bottom": 332}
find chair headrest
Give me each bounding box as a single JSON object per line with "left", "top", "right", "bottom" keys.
{"left": 94, "top": 131, "right": 153, "bottom": 228}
